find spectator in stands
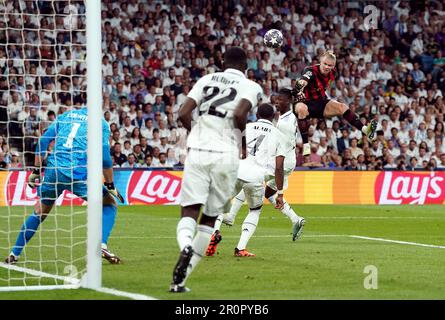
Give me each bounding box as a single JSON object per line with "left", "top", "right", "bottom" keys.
{"left": 344, "top": 157, "right": 360, "bottom": 171}
{"left": 121, "top": 141, "right": 133, "bottom": 157}
{"left": 112, "top": 143, "right": 127, "bottom": 167}
{"left": 121, "top": 153, "right": 140, "bottom": 168}
{"left": 438, "top": 154, "right": 445, "bottom": 169}
{"left": 140, "top": 137, "right": 153, "bottom": 156}
{"left": 142, "top": 154, "right": 154, "bottom": 168}
{"left": 130, "top": 127, "right": 142, "bottom": 146}
{"left": 133, "top": 144, "right": 145, "bottom": 165}
{"left": 337, "top": 128, "right": 350, "bottom": 155}
{"left": 131, "top": 109, "right": 146, "bottom": 129}
{"left": 0, "top": 152, "right": 7, "bottom": 170}
{"left": 2, "top": 0, "right": 445, "bottom": 171}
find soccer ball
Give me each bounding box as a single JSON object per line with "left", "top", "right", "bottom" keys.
{"left": 263, "top": 29, "right": 284, "bottom": 48}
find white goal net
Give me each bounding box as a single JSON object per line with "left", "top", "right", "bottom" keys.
{"left": 0, "top": 0, "right": 101, "bottom": 291}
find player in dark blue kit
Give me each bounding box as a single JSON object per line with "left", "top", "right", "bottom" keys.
{"left": 4, "top": 107, "right": 124, "bottom": 265}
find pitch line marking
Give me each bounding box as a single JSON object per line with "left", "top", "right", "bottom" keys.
{"left": 0, "top": 262, "right": 81, "bottom": 285}
{"left": 95, "top": 287, "right": 157, "bottom": 300}
{"left": 0, "top": 263, "right": 157, "bottom": 299}
{"left": 109, "top": 234, "right": 445, "bottom": 250}
{"left": 348, "top": 235, "right": 445, "bottom": 249}
{"left": 137, "top": 216, "right": 445, "bottom": 221}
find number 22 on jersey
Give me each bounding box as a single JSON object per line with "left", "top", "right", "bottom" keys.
{"left": 199, "top": 86, "right": 238, "bottom": 118}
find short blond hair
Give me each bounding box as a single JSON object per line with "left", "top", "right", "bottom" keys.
{"left": 320, "top": 50, "right": 336, "bottom": 61}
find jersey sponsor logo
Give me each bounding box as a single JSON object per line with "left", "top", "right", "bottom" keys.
{"left": 127, "top": 171, "right": 181, "bottom": 205}
{"left": 375, "top": 171, "right": 445, "bottom": 204}
{"left": 5, "top": 171, "right": 85, "bottom": 206}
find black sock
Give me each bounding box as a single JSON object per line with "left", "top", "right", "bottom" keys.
{"left": 343, "top": 109, "right": 364, "bottom": 131}
{"left": 297, "top": 118, "right": 310, "bottom": 144}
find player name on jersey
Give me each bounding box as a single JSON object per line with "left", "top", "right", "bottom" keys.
{"left": 66, "top": 112, "right": 88, "bottom": 121}
{"left": 210, "top": 75, "right": 239, "bottom": 85}
{"left": 253, "top": 124, "right": 272, "bottom": 133}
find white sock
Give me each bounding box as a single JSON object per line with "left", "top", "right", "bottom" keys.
{"left": 237, "top": 209, "right": 261, "bottom": 250}
{"left": 226, "top": 190, "right": 245, "bottom": 221}
{"left": 280, "top": 200, "right": 300, "bottom": 224}
{"left": 180, "top": 224, "right": 213, "bottom": 286}
{"left": 213, "top": 214, "right": 223, "bottom": 232}
{"left": 267, "top": 194, "right": 277, "bottom": 206}
{"left": 176, "top": 217, "right": 197, "bottom": 251}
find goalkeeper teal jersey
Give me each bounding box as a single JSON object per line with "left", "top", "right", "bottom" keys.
{"left": 36, "top": 107, "right": 112, "bottom": 180}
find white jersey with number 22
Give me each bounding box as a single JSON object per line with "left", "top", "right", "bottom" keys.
{"left": 186, "top": 68, "right": 263, "bottom": 153}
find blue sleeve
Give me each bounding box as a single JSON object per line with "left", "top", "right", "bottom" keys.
{"left": 35, "top": 121, "right": 57, "bottom": 156}
{"left": 102, "top": 119, "right": 112, "bottom": 169}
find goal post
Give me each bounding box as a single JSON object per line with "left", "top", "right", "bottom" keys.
{"left": 0, "top": 0, "right": 103, "bottom": 292}
{"left": 85, "top": 0, "right": 102, "bottom": 290}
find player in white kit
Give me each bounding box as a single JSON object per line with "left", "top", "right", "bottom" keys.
{"left": 170, "top": 47, "right": 263, "bottom": 293}
{"left": 206, "top": 103, "right": 287, "bottom": 257}
{"left": 222, "top": 88, "right": 305, "bottom": 243}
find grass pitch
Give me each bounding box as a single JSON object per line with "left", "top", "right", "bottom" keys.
{"left": 1, "top": 204, "right": 445, "bottom": 300}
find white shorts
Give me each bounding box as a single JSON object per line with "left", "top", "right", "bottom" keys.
{"left": 264, "top": 167, "right": 293, "bottom": 191}
{"left": 233, "top": 178, "right": 264, "bottom": 209}
{"left": 237, "top": 159, "right": 265, "bottom": 184}
{"left": 180, "top": 149, "right": 239, "bottom": 216}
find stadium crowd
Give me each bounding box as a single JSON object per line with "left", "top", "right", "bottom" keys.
{"left": 1, "top": 0, "right": 445, "bottom": 171}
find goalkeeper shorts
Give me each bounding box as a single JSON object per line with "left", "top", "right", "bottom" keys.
{"left": 38, "top": 169, "right": 108, "bottom": 205}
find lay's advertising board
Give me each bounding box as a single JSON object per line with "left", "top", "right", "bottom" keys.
{"left": 0, "top": 170, "right": 444, "bottom": 206}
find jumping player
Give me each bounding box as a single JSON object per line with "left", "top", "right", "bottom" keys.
{"left": 292, "top": 50, "right": 377, "bottom": 156}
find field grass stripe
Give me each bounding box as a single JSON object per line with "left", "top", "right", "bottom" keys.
{"left": 349, "top": 235, "right": 445, "bottom": 249}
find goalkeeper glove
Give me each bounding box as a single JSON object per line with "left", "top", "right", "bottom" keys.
{"left": 294, "top": 79, "right": 305, "bottom": 92}
{"left": 291, "top": 89, "right": 306, "bottom": 103}
{"left": 104, "top": 182, "right": 124, "bottom": 203}
{"left": 291, "top": 82, "right": 306, "bottom": 102}
{"left": 28, "top": 168, "right": 41, "bottom": 189}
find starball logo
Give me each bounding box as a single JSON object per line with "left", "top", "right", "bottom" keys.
{"left": 375, "top": 172, "right": 445, "bottom": 205}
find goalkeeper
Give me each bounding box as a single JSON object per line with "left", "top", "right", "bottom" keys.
{"left": 5, "top": 107, "right": 123, "bottom": 265}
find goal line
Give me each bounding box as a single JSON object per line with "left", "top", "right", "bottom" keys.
{"left": 0, "top": 263, "right": 156, "bottom": 300}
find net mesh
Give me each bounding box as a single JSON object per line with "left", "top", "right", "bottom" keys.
{"left": 0, "top": 0, "right": 88, "bottom": 289}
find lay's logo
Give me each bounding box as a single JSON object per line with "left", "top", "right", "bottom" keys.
{"left": 375, "top": 172, "right": 445, "bottom": 205}
{"left": 5, "top": 171, "right": 85, "bottom": 206}
{"left": 127, "top": 171, "right": 182, "bottom": 205}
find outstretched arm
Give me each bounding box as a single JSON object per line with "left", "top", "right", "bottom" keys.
{"left": 35, "top": 121, "right": 57, "bottom": 165}
{"left": 178, "top": 97, "right": 197, "bottom": 132}
{"left": 274, "top": 155, "right": 285, "bottom": 209}
{"left": 102, "top": 127, "right": 124, "bottom": 203}
{"left": 292, "top": 67, "right": 313, "bottom": 100}
{"left": 28, "top": 122, "right": 57, "bottom": 188}
{"left": 233, "top": 99, "right": 253, "bottom": 159}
